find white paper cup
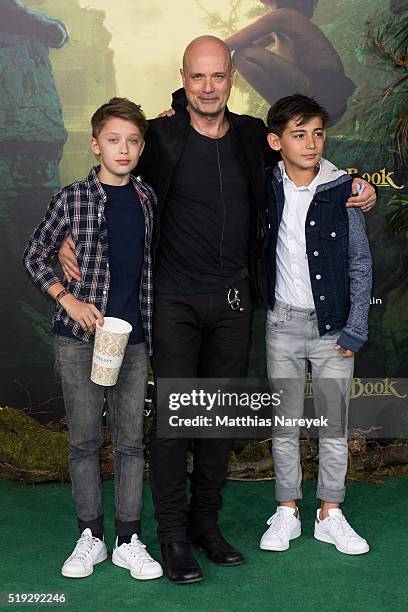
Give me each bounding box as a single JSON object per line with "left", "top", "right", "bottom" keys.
{"left": 91, "top": 317, "right": 132, "bottom": 386}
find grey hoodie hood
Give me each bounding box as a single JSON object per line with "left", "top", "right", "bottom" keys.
{"left": 276, "top": 158, "right": 350, "bottom": 192}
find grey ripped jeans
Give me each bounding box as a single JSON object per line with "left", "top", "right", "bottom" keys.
{"left": 266, "top": 301, "right": 354, "bottom": 504}
{"left": 55, "top": 335, "right": 148, "bottom": 536}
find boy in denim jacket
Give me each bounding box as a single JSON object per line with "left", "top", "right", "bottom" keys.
{"left": 261, "top": 94, "right": 371, "bottom": 555}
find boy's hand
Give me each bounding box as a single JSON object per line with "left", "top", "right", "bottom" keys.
{"left": 59, "top": 235, "right": 81, "bottom": 282}
{"left": 157, "top": 108, "right": 175, "bottom": 118}
{"left": 335, "top": 344, "right": 354, "bottom": 358}
{"left": 347, "top": 179, "right": 376, "bottom": 212}
{"left": 59, "top": 293, "right": 104, "bottom": 333}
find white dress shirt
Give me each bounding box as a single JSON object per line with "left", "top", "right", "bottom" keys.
{"left": 275, "top": 161, "right": 321, "bottom": 308}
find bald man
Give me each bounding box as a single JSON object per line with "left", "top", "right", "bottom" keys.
{"left": 141, "top": 36, "right": 264, "bottom": 582}
{"left": 59, "top": 36, "right": 376, "bottom": 583}
{"left": 141, "top": 36, "right": 374, "bottom": 583}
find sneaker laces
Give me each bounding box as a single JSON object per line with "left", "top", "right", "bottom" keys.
{"left": 70, "top": 533, "right": 99, "bottom": 561}
{"left": 125, "top": 537, "right": 154, "bottom": 565}
{"left": 266, "top": 509, "right": 294, "bottom": 538}
{"left": 329, "top": 513, "right": 359, "bottom": 542}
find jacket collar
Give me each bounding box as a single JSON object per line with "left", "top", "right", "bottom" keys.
{"left": 271, "top": 158, "right": 351, "bottom": 199}
{"left": 171, "top": 87, "right": 189, "bottom": 112}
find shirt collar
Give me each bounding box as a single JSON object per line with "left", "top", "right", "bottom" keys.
{"left": 279, "top": 160, "right": 322, "bottom": 192}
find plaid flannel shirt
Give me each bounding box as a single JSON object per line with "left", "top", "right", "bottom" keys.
{"left": 23, "top": 166, "right": 155, "bottom": 355}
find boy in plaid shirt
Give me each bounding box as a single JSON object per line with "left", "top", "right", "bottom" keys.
{"left": 24, "top": 98, "right": 162, "bottom": 580}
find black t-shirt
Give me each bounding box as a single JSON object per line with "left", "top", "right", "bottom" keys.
{"left": 154, "top": 126, "right": 251, "bottom": 294}
{"left": 103, "top": 182, "right": 145, "bottom": 344}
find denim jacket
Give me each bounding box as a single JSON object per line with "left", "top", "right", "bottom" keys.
{"left": 263, "top": 159, "right": 372, "bottom": 352}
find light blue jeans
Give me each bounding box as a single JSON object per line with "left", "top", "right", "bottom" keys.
{"left": 55, "top": 336, "right": 148, "bottom": 534}
{"left": 266, "top": 300, "right": 354, "bottom": 503}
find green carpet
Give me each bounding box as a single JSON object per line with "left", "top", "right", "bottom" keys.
{"left": 1, "top": 477, "right": 407, "bottom": 612}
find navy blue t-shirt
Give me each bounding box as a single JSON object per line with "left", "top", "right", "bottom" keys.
{"left": 103, "top": 181, "right": 145, "bottom": 344}
{"left": 54, "top": 181, "right": 145, "bottom": 344}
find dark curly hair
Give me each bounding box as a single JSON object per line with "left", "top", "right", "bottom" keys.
{"left": 267, "top": 93, "right": 329, "bottom": 135}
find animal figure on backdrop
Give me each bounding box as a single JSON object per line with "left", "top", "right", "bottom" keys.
{"left": 0, "top": 0, "right": 68, "bottom": 371}
{"left": 224, "top": 0, "right": 355, "bottom": 126}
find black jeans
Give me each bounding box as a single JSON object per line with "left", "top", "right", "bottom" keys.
{"left": 150, "top": 279, "right": 252, "bottom": 543}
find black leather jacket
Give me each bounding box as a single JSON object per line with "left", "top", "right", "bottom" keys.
{"left": 137, "top": 88, "right": 275, "bottom": 300}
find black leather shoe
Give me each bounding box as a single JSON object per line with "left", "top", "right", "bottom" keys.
{"left": 192, "top": 529, "right": 244, "bottom": 566}
{"left": 161, "top": 542, "right": 203, "bottom": 583}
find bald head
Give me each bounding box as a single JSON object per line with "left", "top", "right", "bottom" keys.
{"left": 181, "top": 36, "right": 234, "bottom": 119}
{"left": 182, "top": 36, "right": 233, "bottom": 73}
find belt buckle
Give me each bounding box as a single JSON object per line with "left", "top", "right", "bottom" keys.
{"left": 227, "top": 287, "right": 241, "bottom": 311}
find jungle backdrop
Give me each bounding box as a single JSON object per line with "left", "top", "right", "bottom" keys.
{"left": 0, "top": 0, "right": 407, "bottom": 421}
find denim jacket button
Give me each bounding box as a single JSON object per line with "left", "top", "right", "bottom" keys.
{"left": 313, "top": 250, "right": 319, "bottom": 256}
{"left": 331, "top": 231, "right": 336, "bottom": 237}
{"left": 316, "top": 274, "right": 321, "bottom": 280}
{"left": 309, "top": 220, "right": 316, "bottom": 226}
{"left": 320, "top": 295, "right": 325, "bottom": 301}
{"left": 325, "top": 324, "right": 331, "bottom": 330}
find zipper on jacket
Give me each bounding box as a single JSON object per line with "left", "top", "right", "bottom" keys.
{"left": 215, "top": 138, "right": 225, "bottom": 267}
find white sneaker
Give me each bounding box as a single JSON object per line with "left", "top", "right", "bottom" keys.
{"left": 314, "top": 509, "right": 369, "bottom": 555}
{"left": 61, "top": 528, "right": 108, "bottom": 578}
{"left": 112, "top": 534, "right": 163, "bottom": 580}
{"left": 260, "top": 506, "right": 301, "bottom": 551}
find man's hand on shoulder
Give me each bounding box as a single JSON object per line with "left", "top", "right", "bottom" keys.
{"left": 347, "top": 178, "right": 376, "bottom": 213}
{"left": 157, "top": 108, "right": 175, "bottom": 118}
{"left": 59, "top": 235, "right": 81, "bottom": 282}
